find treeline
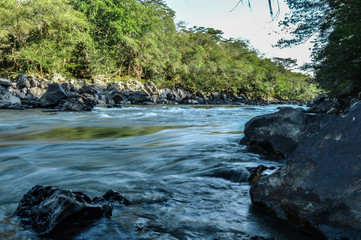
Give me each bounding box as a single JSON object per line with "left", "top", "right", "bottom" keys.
{"left": 0, "top": 0, "right": 318, "bottom": 101}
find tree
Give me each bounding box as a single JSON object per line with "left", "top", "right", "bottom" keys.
{"left": 277, "top": 0, "right": 361, "bottom": 95}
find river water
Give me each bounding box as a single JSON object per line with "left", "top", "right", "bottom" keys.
{"left": 0, "top": 105, "right": 317, "bottom": 240}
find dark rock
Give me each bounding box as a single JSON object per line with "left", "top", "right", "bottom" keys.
{"left": 110, "top": 91, "right": 124, "bottom": 104}
{"left": 250, "top": 101, "right": 361, "bottom": 239}
{"left": 17, "top": 74, "right": 30, "bottom": 89}
{"left": 41, "top": 83, "right": 68, "bottom": 107}
{"left": 306, "top": 94, "right": 326, "bottom": 107}
{"left": 21, "top": 96, "right": 41, "bottom": 108}
{"left": 243, "top": 107, "right": 334, "bottom": 158}
{"left": 127, "top": 90, "right": 151, "bottom": 104}
{"left": 15, "top": 185, "right": 127, "bottom": 236}
{"left": 0, "top": 78, "right": 13, "bottom": 88}
{"left": 57, "top": 97, "right": 97, "bottom": 111}
{"left": 92, "top": 190, "right": 130, "bottom": 205}
{"left": 29, "top": 77, "right": 38, "bottom": 88}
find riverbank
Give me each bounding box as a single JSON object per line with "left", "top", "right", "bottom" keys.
{"left": 243, "top": 95, "right": 361, "bottom": 239}
{"left": 0, "top": 74, "right": 302, "bottom": 111}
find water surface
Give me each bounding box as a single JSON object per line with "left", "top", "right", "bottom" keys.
{"left": 0, "top": 105, "right": 317, "bottom": 239}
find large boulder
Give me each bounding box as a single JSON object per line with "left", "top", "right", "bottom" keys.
{"left": 41, "top": 83, "right": 68, "bottom": 107}
{"left": 15, "top": 185, "right": 128, "bottom": 236}
{"left": 241, "top": 107, "right": 334, "bottom": 158}
{"left": 250, "top": 101, "right": 361, "bottom": 239}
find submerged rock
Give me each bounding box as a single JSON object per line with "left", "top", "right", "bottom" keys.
{"left": 250, "top": 101, "right": 361, "bottom": 239}
{"left": 15, "top": 185, "right": 129, "bottom": 236}
{"left": 241, "top": 107, "right": 334, "bottom": 158}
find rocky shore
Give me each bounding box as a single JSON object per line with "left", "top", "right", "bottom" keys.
{"left": 243, "top": 95, "right": 361, "bottom": 239}
{"left": 0, "top": 74, "right": 300, "bottom": 111}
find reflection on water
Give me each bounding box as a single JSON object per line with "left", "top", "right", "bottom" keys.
{"left": 0, "top": 126, "right": 186, "bottom": 141}
{"left": 0, "top": 105, "right": 317, "bottom": 240}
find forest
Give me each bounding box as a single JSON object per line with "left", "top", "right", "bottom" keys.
{"left": 1, "top": 0, "right": 358, "bottom": 101}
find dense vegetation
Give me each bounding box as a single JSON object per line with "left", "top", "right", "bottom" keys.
{"left": 0, "top": 0, "right": 318, "bottom": 101}
{"left": 277, "top": 0, "right": 361, "bottom": 96}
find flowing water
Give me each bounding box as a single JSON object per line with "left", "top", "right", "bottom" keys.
{"left": 0, "top": 105, "right": 317, "bottom": 240}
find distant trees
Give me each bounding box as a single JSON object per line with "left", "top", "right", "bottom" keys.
{"left": 0, "top": 0, "right": 319, "bottom": 101}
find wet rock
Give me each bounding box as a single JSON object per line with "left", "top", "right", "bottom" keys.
{"left": 247, "top": 165, "right": 276, "bottom": 185}
{"left": 250, "top": 101, "right": 361, "bottom": 239}
{"left": 17, "top": 74, "right": 30, "bottom": 89}
{"left": 0, "top": 78, "right": 13, "bottom": 88}
{"left": 242, "top": 107, "right": 334, "bottom": 158}
{"left": 15, "top": 185, "right": 128, "bottom": 236}
{"left": 41, "top": 83, "right": 68, "bottom": 107}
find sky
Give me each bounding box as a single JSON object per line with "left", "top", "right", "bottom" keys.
{"left": 164, "top": 0, "right": 313, "bottom": 71}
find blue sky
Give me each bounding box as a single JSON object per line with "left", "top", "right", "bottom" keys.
{"left": 164, "top": 0, "right": 313, "bottom": 70}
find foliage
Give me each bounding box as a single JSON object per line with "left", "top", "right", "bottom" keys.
{"left": 278, "top": 0, "right": 361, "bottom": 96}
{"left": 0, "top": 0, "right": 319, "bottom": 101}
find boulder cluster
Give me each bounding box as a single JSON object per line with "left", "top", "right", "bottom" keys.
{"left": 242, "top": 96, "right": 361, "bottom": 239}
{"left": 0, "top": 74, "right": 300, "bottom": 111}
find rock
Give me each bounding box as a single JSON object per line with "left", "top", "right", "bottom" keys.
{"left": 0, "top": 85, "right": 8, "bottom": 95}
{"left": 29, "top": 77, "right": 38, "bottom": 88}
{"left": 0, "top": 78, "right": 13, "bottom": 88}
{"left": 250, "top": 101, "right": 361, "bottom": 239}
{"left": 41, "top": 83, "right": 68, "bottom": 107}
{"left": 17, "top": 74, "right": 30, "bottom": 89}
{"left": 306, "top": 94, "right": 326, "bottom": 107}
{"left": 127, "top": 90, "right": 151, "bottom": 104}
{"left": 242, "top": 107, "right": 334, "bottom": 158}
{"left": 326, "top": 107, "right": 338, "bottom": 114}
{"left": 21, "top": 96, "right": 40, "bottom": 108}
{"left": 28, "top": 87, "right": 46, "bottom": 98}
{"left": 247, "top": 165, "right": 276, "bottom": 185}
{"left": 57, "top": 97, "right": 97, "bottom": 111}
{"left": 125, "top": 79, "right": 144, "bottom": 92}
{"left": 144, "top": 81, "right": 158, "bottom": 95}
{"left": 107, "top": 82, "right": 125, "bottom": 92}
{"left": 177, "top": 88, "right": 187, "bottom": 100}
{"left": 15, "top": 185, "right": 128, "bottom": 236}
{"left": 0, "top": 92, "right": 23, "bottom": 109}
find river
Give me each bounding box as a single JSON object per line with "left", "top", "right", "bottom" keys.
{"left": 0, "top": 105, "right": 318, "bottom": 239}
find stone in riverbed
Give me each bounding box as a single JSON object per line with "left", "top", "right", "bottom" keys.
{"left": 41, "top": 83, "right": 68, "bottom": 107}
{"left": 15, "top": 185, "right": 128, "bottom": 236}
{"left": 241, "top": 107, "right": 334, "bottom": 158}
{"left": 250, "top": 101, "right": 361, "bottom": 239}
